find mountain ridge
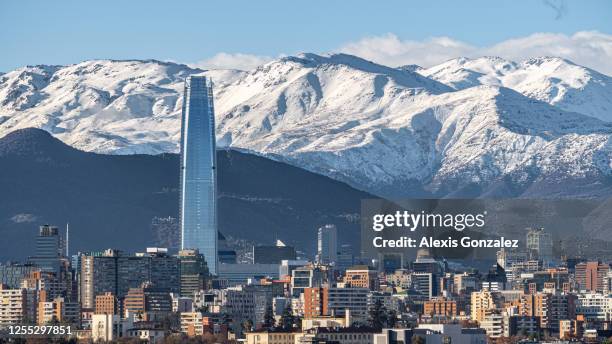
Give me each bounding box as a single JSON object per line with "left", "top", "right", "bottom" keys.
{"left": 1, "top": 53, "right": 611, "bottom": 198}
{"left": 0, "top": 127, "right": 372, "bottom": 261}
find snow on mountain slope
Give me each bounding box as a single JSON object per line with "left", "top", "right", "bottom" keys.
{"left": 0, "top": 60, "right": 245, "bottom": 154}
{"left": 1, "top": 53, "right": 612, "bottom": 198}
{"left": 419, "top": 56, "right": 612, "bottom": 122}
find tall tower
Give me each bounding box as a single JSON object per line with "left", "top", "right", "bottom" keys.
{"left": 179, "top": 76, "right": 218, "bottom": 275}
{"left": 316, "top": 224, "right": 338, "bottom": 265}
{"left": 29, "top": 224, "right": 62, "bottom": 273}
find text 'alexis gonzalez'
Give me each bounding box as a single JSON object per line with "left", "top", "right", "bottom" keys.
{"left": 372, "top": 211, "right": 487, "bottom": 232}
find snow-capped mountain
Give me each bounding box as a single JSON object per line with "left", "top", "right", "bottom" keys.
{"left": 1, "top": 53, "right": 611, "bottom": 198}
{"left": 418, "top": 56, "right": 612, "bottom": 122}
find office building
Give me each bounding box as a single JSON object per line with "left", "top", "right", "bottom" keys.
{"left": 291, "top": 265, "right": 326, "bottom": 297}
{"left": 279, "top": 260, "right": 308, "bottom": 279}
{"left": 0, "top": 263, "right": 39, "bottom": 289}
{"left": 95, "top": 292, "right": 119, "bottom": 315}
{"left": 423, "top": 297, "right": 457, "bottom": 318}
{"left": 80, "top": 249, "right": 180, "bottom": 308}
{"left": 327, "top": 287, "right": 369, "bottom": 321}
{"left": 253, "top": 243, "right": 297, "bottom": 264}
{"left": 217, "top": 263, "right": 279, "bottom": 287}
{"left": 575, "top": 261, "right": 610, "bottom": 292}
{"left": 316, "top": 224, "right": 337, "bottom": 265}
{"left": 141, "top": 248, "right": 180, "bottom": 292}
{"left": 301, "top": 286, "right": 368, "bottom": 322}
{"left": 178, "top": 249, "right": 211, "bottom": 297}
{"left": 526, "top": 227, "right": 553, "bottom": 262}
{"left": 28, "top": 225, "right": 64, "bottom": 273}
{"left": 337, "top": 244, "right": 355, "bottom": 272}
{"left": 418, "top": 324, "right": 487, "bottom": 344}
{"left": 179, "top": 75, "right": 218, "bottom": 275}
{"left": 411, "top": 272, "right": 436, "bottom": 299}
{"left": 345, "top": 265, "right": 378, "bottom": 290}
{"left": 221, "top": 284, "right": 277, "bottom": 332}
{"left": 123, "top": 285, "right": 172, "bottom": 320}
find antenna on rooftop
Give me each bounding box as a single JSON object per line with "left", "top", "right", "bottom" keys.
{"left": 65, "top": 222, "right": 69, "bottom": 257}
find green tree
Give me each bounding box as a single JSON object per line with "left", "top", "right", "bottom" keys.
{"left": 263, "top": 304, "right": 275, "bottom": 329}
{"left": 242, "top": 318, "right": 254, "bottom": 333}
{"left": 411, "top": 336, "right": 425, "bottom": 344}
{"left": 280, "top": 305, "right": 295, "bottom": 331}
{"left": 386, "top": 309, "right": 397, "bottom": 328}
{"left": 368, "top": 298, "right": 388, "bottom": 329}
{"left": 221, "top": 312, "right": 232, "bottom": 327}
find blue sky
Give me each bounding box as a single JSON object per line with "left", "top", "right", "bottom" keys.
{"left": 1, "top": 0, "right": 611, "bottom": 73}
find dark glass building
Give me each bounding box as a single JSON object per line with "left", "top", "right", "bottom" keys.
{"left": 29, "top": 225, "right": 63, "bottom": 273}
{"left": 179, "top": 76, "right": 218, "bottom": 275}
{"left": 178, "top": 249, "right": 211, "bottom": 297}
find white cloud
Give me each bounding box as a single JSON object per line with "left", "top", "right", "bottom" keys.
{"left": 192, "top": 53, "right": 273, "bottom": 71}
{"left": 338, "top": 31, "right": 612, "bottom": 75}
{"left": 10, "top": 213, "right": 37, "bottom": 223}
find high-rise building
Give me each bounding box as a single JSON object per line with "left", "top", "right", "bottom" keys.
{"left": 336, "top": 244, "right": 355, "bottom": 272}
{"left": 29, "top": 225, "right": 64, "bottom": 273}
{"left": 80, "top": 249, "right": 179, "bottom": 308}
{"left": 0, "top": 284, "right": 37, "bottom": 325}
{"left": 519, "top": 292, "right": 576, "bottom": 334}
{"left": 123, "top": 285, "right": 172, "bottom": 320}
{"left": 316, "top": 224, "right": 337, "bottom": 265}
{"left": 526, "top": 227, "right": 553, "bottom": 262}
{"left": 291, "top": 265, "right": 326, "bottom": 297}
{"left": 253, "top": 242, "right": 297, "bottom": 264}
{"left": 412, "top": 272, "right": 436, "bottom": 299}
{"left": 471, "top": 290, "right": 502, "bottom": 323}
{"left": 0, "top": 263, "right": 39, "bottom": 289}
{"left": 178, "top": 249, "right": 211, "bottom": 298}
{"left": 327, "top": 287, "right": 369, "bottom": 321}
{"left": 575, "top": 261, "right": 610, "bottom": 292}
{"left": 179, "top": 76, "right": 218, "bottom": 275}
{"left": 302, "top": 286, "right": 369, "bottom": 322}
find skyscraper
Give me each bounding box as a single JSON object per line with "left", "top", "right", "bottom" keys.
{"left": 316, "top": 224, "right": 338, "bottom": 265}
{"left": 526, "top": 227, "right": 553, "bottom": 263}
{"left": 179, "top": 76, "right": 218, "bottom": 275}
{"left": 178, "top": 249, "right": 210, "bottom": 297}
{"left": 29, "top": 225, "right": 63, "bottom": 273}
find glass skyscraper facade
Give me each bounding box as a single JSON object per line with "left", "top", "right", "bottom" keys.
{"left": 29, "top": 224, "right": 63, "bottom": 273}
{"left": 180, "top": 76, "right": 218, "bottom": 275}
{"left": 316, "top": 224, "right": 338, "bottom": 265}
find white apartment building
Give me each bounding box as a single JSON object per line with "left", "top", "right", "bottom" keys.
{"left": 576, "top": 292, "right": 612, "bottom": 321}
{"left": 0, "top": 285, "right": 36, "bottom": 324}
